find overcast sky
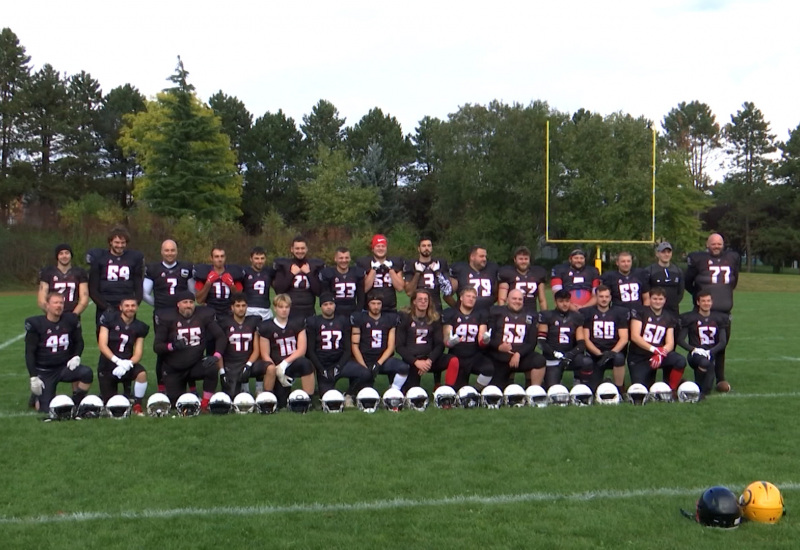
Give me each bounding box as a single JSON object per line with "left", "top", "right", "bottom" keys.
{"left": 6, "top": 0, "right": 799, "bottom": 150}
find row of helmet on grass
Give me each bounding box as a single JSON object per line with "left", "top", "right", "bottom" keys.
{"left": 689, "top": 482, "right": 786, "bottom": 528}
{"left": 47, "top": 380, "right": 704, "bottom": 420}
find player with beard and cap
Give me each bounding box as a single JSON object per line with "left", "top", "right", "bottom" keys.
{"left": 600, "top": 251, "right": 649, "bottom": 312}
{"left": 449, "top": 245, "right": 500, "bottom": 314}
{"left": 38, "top": 243, "right": 89, "bottom": 316}
{"left": 403, "top": 237, "right": 455, "bottom": 312}
{"left": 272, "top": 236, "right": 325, "bottom": 323}
{"left": 642, "top": 242, "right": 684, "bottom": 315}
{"left": 497, "top": 246, "right": 548, "bottom": 315}
{"left": 319, "top": 247, "right": 365, "bottom": 319}
{"left": 550, "top": 249, "right": 601, "bottom": 313}
{"left": 357, "top": 234, "right": 405, "bottom": 313}
{"left": 685, "top": 233, "right": 739, "bottom": 392}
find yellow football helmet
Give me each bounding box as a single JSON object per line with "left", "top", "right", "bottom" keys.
{"left": 739, "top": 481, "right": 786, "bottom": 524}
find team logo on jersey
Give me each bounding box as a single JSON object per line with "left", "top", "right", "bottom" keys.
{"left": 177, "top": 322, "right": 183, "bottom": 328}
{"left": 115, "top": 326, "right": 120, "bottom": 331}
{"left": 555, "top": 320, "right": 560, "bottom": 326}
{"left": 411, "top": 322, "right": 416, "bottom": 328}
{"left": 46, "top": 328, "right": 52, "bottom": 334}
{"left": 181, "top": 269, "right": 189, "bottom": 278}
{"left": 526, "top": 315, "right": 533, "bottom": 324}
{"left": 230, "top": 327, "right": 235, "bottom": 332}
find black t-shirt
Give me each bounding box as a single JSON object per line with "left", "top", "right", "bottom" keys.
{"left": 145, "top": 260, "right": 194, "bottom": 310}
{"left": 642, "top": 263, "right": 684, "bottom": 313}
{"left": 39, "top": 265, "right": 88, "bottom": 313}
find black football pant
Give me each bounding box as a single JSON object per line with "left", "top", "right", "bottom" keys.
{"left": 356, "top": 357, "right": 409, "bottom": 388}
{"left": 164, "top": 360, "right": 218, "bottom": 404}
{"left": 586, "top": 351, "right": 627, "bottom": 392}
{"left": 271, "top": 357, "right": 314, "bottom": 408}
{"left": 35, "top": 364, "right": 93, "bottom": 414}
{"left": 628, "top": 352, "right": 687, "bottom": 390}
{"left": 316, "top": 360, "right": 372, "bottom": 396}
{"left": 687, "top": 354, "right": 715, "bottom": 395}
{"left": 543, "top": 355, "right": 594, "bottom": 390}
{"left": 489, "top": 351, "right": 546, "bottom": 390}
{"left": 220, "top": 359, "right": 269, "bottom": 397}
{"left": 715, "top": 319, "right": 731, "bottom": 384}
{"left": 403, "top": 356, "right": 448, "bottom": 392}
{"left": 97, "top": 360, "right": 146, "bottom": 402}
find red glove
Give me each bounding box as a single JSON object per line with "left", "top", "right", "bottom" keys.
{"left": 654, "top": 346, "right": 668, "bottom": 357}
{"left": 649, "top": 354, "right": 663, "bottom": 369}
{"left": 206, "top": 271, "right": 220, "bottom": 284}
{"left": 220, "top": 273, "right": 235, "bottom": 288}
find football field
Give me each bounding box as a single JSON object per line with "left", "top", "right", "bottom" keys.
{"left": 0, "top": 284, "right": 798, "bottom": 549}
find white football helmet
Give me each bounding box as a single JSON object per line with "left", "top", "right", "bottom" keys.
{"left": 75, "top": 395, "right": 104, "bottom": 419}
{"left": 382, "top": 388, "right": 405, "bottom": 412}
{"left": 322, "top": 389, "right": 345, "bottom": 413}
{"left": 481, "top": 385, "right": 504, "bottom": 409}
{"left": 208, "top": 392, "right": 233, "bottom": 415}
{"left": 626, "top": 383, "right": 649, "bottom": 406}
{"left": 433, "top": 385, "right": 457, "bottom": 409}
{"left": 503, "top": 384, "right": 528, "bottom": 407}
{"left": 106, "top": 394, "right": 132, "bottom": 418}
{"left": 233, "top": 392, "right": 256, "bottom": 414}
{"left": 677, "top": 381, "right": 702, "bottom": 403}
{"left": 595, "top": 382, "right": 621, "bottom": 405}
{"left": 287, "top": 389, "right": 312, "bottom": 414}
{"left": 457, "top": 386, "right": 481, "bottom": 409}
{"left": 404, "top": 387, "right": 429, "bottom": 411}
{"left": 525, "top": 385, "right": 549, "bottom": 408}
{"left": 255, "top": 391, "right": 278, "bottom": 414}
{"left": 176, "top": 393, "right": 202, "bottom": 416}
{"left": 649, "top": 381, "right": 674, "bottom": 403}
{"left": 547, "top": 384, "right": 570, "bottom": 407}
{"left": 569, "top": 384, "right": 594, "bottom": 407}
{"left": 356, "top": 387, "right": 381, "bottom": 413}
{"left": 48, "top": 395, "right": 75, "bottom": 421}
{"left": 146, "top": 393, "right": 172, "bottom": 417}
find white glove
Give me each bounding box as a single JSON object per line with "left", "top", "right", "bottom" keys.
{"left": 553, "top": 351, "right": 565, "bottom": 360}
{"left": 447, "top": 333, "right": 461, "bottom": 347}
{"left": 430, "top": 260, "right": 440, "bottom": 272}
{"left": 415, "top": 262, "right": 425, "bottom": 273}
{"left": 30, "top": 376, "right": 44, "bottom": 396}
{"left": 113, "top": 360, "right": 134, "bottom": 378}
{"left": 383, "top": 260, "right": 393, "bottom": 268}
{"left": 370, "top": 260, "right": 381, "bottom": 270}
{"left": 112, "top": 366, "right": 127, "bottom": 378}
{"left": 482, "top": 329, "right": 492, "bottom": 344}
{"left": 67, "top": 356, "right": 81, "bottom": 371}
{"left": 219, "top": 367, "right": 226, "bottom": 376}
{"left": 111, "top": 355, "right": 122, "bottom": 365}
{"left": 276, "top": 360, "right": 293, "bottom": 387}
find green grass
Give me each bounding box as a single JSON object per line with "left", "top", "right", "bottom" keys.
{"left": 0, "top": 286, "right": 798, "bottom": 549}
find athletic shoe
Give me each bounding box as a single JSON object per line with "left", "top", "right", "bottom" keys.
{"left": 132, "top": 403, "right": 144, "bottom": 416}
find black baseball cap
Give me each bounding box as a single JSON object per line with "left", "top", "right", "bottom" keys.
{"left": 319, "top": 292, "right": 335, "bottom": 305}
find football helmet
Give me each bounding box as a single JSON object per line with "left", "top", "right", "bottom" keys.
{"left": 146, "top": 393, "right": 172, "bottom": 417}
{"left": 75, "top": 395, "right": 104, "bottom": 419}
{"left": 433, "top": 385, "right": 457, "bottom": 409}
{"left": 595, "top": 382, "right": 621, "bottom": 405}
{"left": 648, "top": 381, "right": 673, "bottom": 403}
{"left": 569, "top": 384, "right": 594, "bottom": 407}
{"left": 382, "top": 388, "right": 404, "bottom": 412}
{"left": 405, "top": 387, "right": 429, "bottom": 411}
{"left": 695, "top": 486, "right": 742, "bottom": 529}
{"left": 503, "top": 384, "right": 528, "bottom": 407}
{"left": 321, "top": 389, "right": 345, "bottom": 413}
{"left": 106, "top": 394, "right": 132, "bottom": 418}
{"left": 176, "top": 393, "right": 202, "bottom": 417}
{"left": 48, "top": 395, "right": 75, "bottom": 421}
{"left": 739, "top": 481, "right": 785, "bottom": 524}
{"left": 233, "top": 392, "right": 256, "bottom": 414}
{"left": 457, "top": 386, "right": 481, "bottom": 409}
{"left": 480, "top": 385, "right": 503, "bottom": 409}
{"left": 255, "top": 391, "right": 278, "bottom": 414}
{"left": 287, "top": 389, "right": 312, "bottom": 414}
{"left": 208, "top": 392, "right": 233, "bottom": 415}
{"left": 677, "top": 381, "right": 701, "bottom": 403}
{"left": 525, "top": 385, "right": 548, "bottom": 408}
{"left": 626, "top": 383, "right": 648, "bottom": 406}
{"left": 547, "top": 384, "right": 570, "bottom": 407}
{"left": 356, "top": 387, "right": 381, "bottom": 413}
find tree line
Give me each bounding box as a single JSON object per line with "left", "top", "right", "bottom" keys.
{"left": 1, "top": 27, "right": 799, "bottom": 276}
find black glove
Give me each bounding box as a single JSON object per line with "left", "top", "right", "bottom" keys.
{"left": 239, "top": 362, "right": 252, "bottom": 382}
{"left": 371, "top": 362, "right": 382, "bottom": 377}
{"left": 599, "top": 350, "right": 615, "bottom": 366}
{"left": 559, "top": 358, "right": 572, "bottom": 370}
{"left": 172, "top": 337, "right": 189, "bottom": 351}
{"left": 202, "top": 356, "right": 219, "bottom": 370}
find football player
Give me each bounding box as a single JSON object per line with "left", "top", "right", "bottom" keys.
{"left": 487, "top": 289, "right": 546, "bottom": 389}
{"left": 272, "top": 236, "right": 324, "bottom": 322}
{"left": 25, "top": 292, "right": 93, "bottom": 414}
{"left": 628, "top": 287, "right": 686, "bottom": 390}
{"left": 396, "top": 289, "right": 445, "bottom": 391}
{"left": 306, "top": 293, "right": 371, "bottom": 403}
{"left": 600, "top": 251, "right": 649, "bottom": 311}
{"left": 37, "top": 243, "right": 89, "bottom": 316}
{"left": 143, "top": 239, "right": 194, "bottom": 392}
{"left": 194, "top": 247, "right": 245, "bottom": 320}
{"left": 242, "top": 246, "right": 275, "bottom": 322}
{"left": 677, "top": 291, "right": 729, "bottom": 397}
{"left": 97, "top": 297, "right": 149, "bottom": 414}
{"left": 449, "top": 245, "right": 500, "bottom": 314}
{"left": 403, "top": 237, "right": 455, "bottom": 312}
{"left": 87, "top": 226, "right": 144, "bottom": 334}
{"left": 497, "top": 246, "right": 548, "bottom": 314}
{"left": 319, "top": 247, "right": 365, "bottom": 319}
{"left": 641, "top": 242, "right": 684, "bottom": 314}
{"left": 537, "top": 289, "right": 592, "bottom": 388}
{"left": 153, "top": 290, "right": 227, "bottom": 408}
{"left": 441, "top": 287, "right": 494, "bottom": 390}
{"left": 257, "top": 294, "right": 315, "bottom": 407}
{"left": 217, "top": 293, "right": 270, "bottom": 397}
{"left": 580, "top": 285, "right": 630, "bottom": 394}
{"left": 685, "top": 233, "right": 739, "bottom": 392}
{"left": 550, "top": 249, "right": 600, "bottom": 312}
{"left": 349, "top": 292, "right": 409, "bottom": 391}
{"left": 356, "top": 234, "right": 404, "bottom": 313}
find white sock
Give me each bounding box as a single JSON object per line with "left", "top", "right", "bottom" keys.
{"left": 134, "top": 381, "right": 147, "bottom": 399}
{"left": 255, "top": 381, "right": 263, "bottom": 395}
{"left": 391, "top": 374, "right": 408, "bottom": 391}
{"left": 477, "top": 375, "right": 492, "bottom": 387}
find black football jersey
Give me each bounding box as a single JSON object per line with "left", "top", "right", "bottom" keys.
{"left": 218, "top": 315, "right": 261, "bottom": 365}
{"left": 686, "top": 250, "right": 740, "bottom": 313}
{"left": 87, "top": 248, "right": 144, "bottom": 306}
{"left": 319, "top": 266, "right": 365, "bottom": 316}
{"left": 258, "top": 317, "right": 306, "bottom": 364}
{"left": 145, "top": 260, "right": 194, "bottom": 310}
{"left": 642, "top": 263, "right": 684, "bottom": 313}
{"left": 402, "top": 258, "right": 450, "bottom": 310}
{"left": 580, "top": 305, "right": 630, "bottom": 352}
{"left": 497, "top": 265, "right": 547, "bottom": 313}
{"left": 450, "top": 261, "right": 500, "bottom": 313}
{"left": 100, "top": 311, "right": 149, "bottom": 360}
{"left": 550, "top": 264, "right": 600, "bottom": 293}
{"left": 629, "top": 307, "right": 678, "bottom": 360}
{"left": 153, "top": 306, "right": 224, "bottom": 369}
{"left": 489, "top": 305, "right": 537, "bottom": 355}
{"left": 242, "top": 266, "right": 274, "bottom": 309}
{"left": 351, "top": 311, "right": 399, "bottom": 364}
{"left": 396, "top": 311, "right": 444, "bottom": 364}
{"left": 306, "top": 314, "right": 350, "bottom": 365}
{"left": 601, "top": 269, "right": 650, "bottom": 310}
{"left": 193, "top": 264, "right": 246, "bottom": 317}
{"left": 537, "top": 309, "right": 584, "bottom": 353}
{"left": 24, "top": 313, "right": 83, "bottom": 372}
{"left": 272, "top": 258, "right": 324, "bottom": 311}
{"left": 356, "top": 256, "right": 403, "bottom": 312}
{"left": 442, "top": 307, "right": 489, "bottom": 358}
{"left": 679, "top": 310, "right": 729, "bottom": 351}
{"left": 39, "top": 265, "right": 88, "bottom": 313}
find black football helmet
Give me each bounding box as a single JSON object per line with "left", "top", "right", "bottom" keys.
{"left": 695, "top": 486, "right": 742, "bottom": 529}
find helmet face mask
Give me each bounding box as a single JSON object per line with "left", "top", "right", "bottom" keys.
{"left": 146, "top": 393, "right": 172, "bottom": 417}
{"left": 106, "top": 394, "right": 132, "bottom": 419}
{"left": 696, "top": 486, "right": 742, "bottom": 529}
{"left": 739, "top": 481, "right": 785, "bottom": 524}
{"left": 357, "top": 388, "right": 381, "bottom": 413}
{"left": 595, "top": 382, "right": 620, "bottom": 405}
{"left": 677, "top": 381, "right": 701, "bottom": 403}
{"left": 648, "top": 382, "right": 673, "bottom": 403}
{"left": 503, "top": 384, "right": 528, "bottom": 407}
{"left": 233, "top": 393, "right": 256, "bottom": 414}
{"left": 547, "top": 384, "right": 570, "bottom": 407}
{"left": 322, "top": 389, "right": 345, "bottom": 413}
{"left": 48, "top": 395, "right": 76, "bottom": 421}
{"left": 525, "top": 385, "right": 548, "bottom": 408}
{"left": 626, "top": 383, "right": 649, "bottom": 406}
{"left": 569, "top": 384, "right": 594, "bottom": 407}
{"left": 287, "top": 390, "right": 312, "bottom": 414}
{"left": 76, "top": 395, "right": 104, "bottom": 419}
{"left": 433, "top": 386, "right": 457, "bottom": 409}
{"left": 209, "top": 392, "right": 233, "bottom": 415}
{"left": 405, "top": 387, "right": 429, "bottom": 411}
{"left": 457, "top": 386, "right": 480, "bottom": 409}
{"left": 481, "top": 385, "right": 503, "bottom": 409}
{"left": 382, "top": 388, "right": 404, "bottom": 412}
{"left": 176, "top": 393, "right": 201, "bottom": 417}
{"left": 255, "top": 391, "right": 278, "bottom": 414}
